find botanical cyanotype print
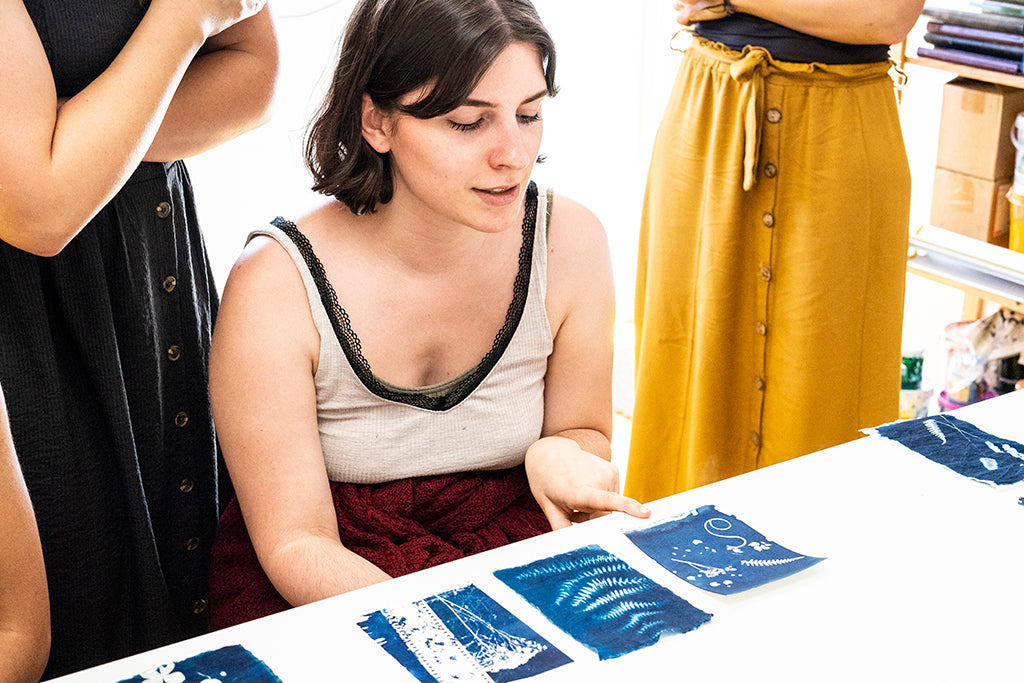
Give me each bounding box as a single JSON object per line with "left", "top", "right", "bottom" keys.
{"left": 875, "top": 413, "right": 1024, "bottom": 485}
{"left": 494, "top": 545, "right": 712, "bottom": 660}
{"left": 625, "top": 505, "right": 825, "bottom": 595}
{"left": 117, "top": 645, "right": 281, "bottom": 682}
{"left": 358, "top": 583, "right": 571, "bottom": 682}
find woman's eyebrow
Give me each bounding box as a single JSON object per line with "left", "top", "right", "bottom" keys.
{"left": 461, "top": 89, "right": 549, "bottom": 109}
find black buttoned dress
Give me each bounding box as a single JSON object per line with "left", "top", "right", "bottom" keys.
{"left": 0, "top": 2, "right": 225, "bottom": 677}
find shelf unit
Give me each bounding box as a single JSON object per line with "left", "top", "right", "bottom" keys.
{"left": 899, "top": 48, "right": 1024, "bottom": 319}
{"left": 903, "top": 55, "right": 1024, "bottom": 90}
{"left": 907, "top": 225, "right": 1024, "bottom": 318}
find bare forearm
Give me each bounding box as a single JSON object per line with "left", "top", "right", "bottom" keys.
{"left": 720, "top": 0, "right": 924, "bottom": 45}
{"left": 145, "top": 10, "right": 278, "bottom": 161}
{"left": 263, "top": 537, "right": 391, "bottom": 607}
{"left": 14, "top": 5, "right": 207, "bottom": 254}
{"left": 0, "top": 1, "right": 268, "bottom": 256}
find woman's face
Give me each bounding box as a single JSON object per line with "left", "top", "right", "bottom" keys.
{"left": 373, "top": 41, "right": 548, "bottom": 233}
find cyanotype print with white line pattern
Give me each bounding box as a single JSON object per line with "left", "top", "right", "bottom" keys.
{"left": 493, "top": 544, "right": 712, "bottom": 660}
{"left": 358, "top": 583, "right": 572, "bottom": 682}
{"left": 625, "top": 505, "right": 825, "bottom": 595}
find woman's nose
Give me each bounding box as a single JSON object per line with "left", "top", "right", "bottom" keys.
{"left": 489, "top": 120, "right": 531, "bottom": 170}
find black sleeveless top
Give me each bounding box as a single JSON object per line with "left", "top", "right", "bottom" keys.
{"left": 696, "top": 14, "right": 890, "bottom": 64}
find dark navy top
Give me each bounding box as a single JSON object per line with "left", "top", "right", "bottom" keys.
{"left": 2, "top": 2, "right": 224, "bottom": 677}
{"left": 696, "top": 14, "right": 890, "bottom": 64}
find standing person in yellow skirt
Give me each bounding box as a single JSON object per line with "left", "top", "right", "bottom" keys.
{"left": 625, "top": 1, "right": 925, "bottom": 501}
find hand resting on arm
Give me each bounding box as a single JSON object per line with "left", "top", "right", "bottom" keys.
{"left": 673, "top": 0, "right": 926, "bottom": 46}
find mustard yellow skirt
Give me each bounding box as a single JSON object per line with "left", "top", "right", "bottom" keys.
{"left": 625, "top": 38, "right": 911, "bottom": 502}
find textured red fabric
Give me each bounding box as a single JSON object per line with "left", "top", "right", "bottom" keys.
{"left": 209, "top": 465, "right": 549, "bottom": 630}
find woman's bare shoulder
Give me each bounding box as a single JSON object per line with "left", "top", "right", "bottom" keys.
{"left": 542, "top": 191, "right": 613, "bottom": 331}
{"left": 235, "top": 198, "right": 342, "bottom": 270}
{"left": 546, "top": 191, "right": 611, "bottom": 268}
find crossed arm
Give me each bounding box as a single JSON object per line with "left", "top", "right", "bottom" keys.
{"left": 674, "top": 0, "right": 926, "bottom": 46}
{"left": 0, "top": 0, "right": 278, "bottom": 256}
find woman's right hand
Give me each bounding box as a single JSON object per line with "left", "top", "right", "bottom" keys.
{"left": 525, "top": 436, "right": 650, "bottom": 531}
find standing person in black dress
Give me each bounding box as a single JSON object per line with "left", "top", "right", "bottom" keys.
{"left": 0, "top": 0, "right": 278, "bottom": 677}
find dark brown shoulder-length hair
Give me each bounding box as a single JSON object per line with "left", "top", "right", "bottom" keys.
{"left": 304, "top": 0, "right": 558, "bottom": 215}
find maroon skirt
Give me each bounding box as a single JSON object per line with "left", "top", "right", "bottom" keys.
{"left": 209, "top": 465, "right": 549, "bottom": 629}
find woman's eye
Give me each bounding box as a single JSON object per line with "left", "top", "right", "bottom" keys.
{"left": 449, "top": 119, "right": 483, "bottom": 132}
{"left": 518, "top": 112, "right": 542, "bottom": 125}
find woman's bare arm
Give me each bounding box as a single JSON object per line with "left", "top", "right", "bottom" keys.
{"left": 145, "top": 7, "right": 278, "bottom": 161}
{"left": 524, "top": 196, "right": 649, "bottom": 529}
{"left": 0, "top": 0, "right": 273, "bottom": 256}
{"left": 676, "top": 0, "right": 926, "bottom": 46}
{"left": 211, "top": 237, "right": 391, "bottom": 607}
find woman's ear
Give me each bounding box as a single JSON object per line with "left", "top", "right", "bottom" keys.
{"left": 361, "top": 94, "right": 391, "bottom": 154}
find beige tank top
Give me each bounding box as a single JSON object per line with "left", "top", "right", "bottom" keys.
{"left": 250, "top": 182, "right": 554, "bottom": 483}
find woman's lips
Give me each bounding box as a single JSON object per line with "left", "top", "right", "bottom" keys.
{"left": 474, "top": 183, "right": 520, "bottom": 206}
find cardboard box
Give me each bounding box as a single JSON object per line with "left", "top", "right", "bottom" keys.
{"left": 930, "top": 168, "right": 1011, "bottom": 243}
{"left": 936, "top": 78, "right": 1024, "bottom": 180}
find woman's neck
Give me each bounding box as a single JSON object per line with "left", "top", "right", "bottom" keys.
{"left": 359, "top": 195, "right": 524, "bottom": 277}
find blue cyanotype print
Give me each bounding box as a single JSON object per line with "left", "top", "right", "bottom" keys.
{"left": 625, "top": 505, "right": 825, "bottom": 595}
{"left": 875, "top": 413, "right": 1024, "bottom": 485}
{"left": 493, "top": 545, "right": 712, "bottom": 660}
{"left": 116, "top": 645, "right": 281, "bottom": 682}
{"left": 358, "top": 583, "right": 571, "bottom": 682}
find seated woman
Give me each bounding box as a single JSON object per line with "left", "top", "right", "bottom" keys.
{"left": 0, "top": 382, "right": 50, "bottom": 682}
{"left": 208, "top": 0, "right": 650, "bottom": 628}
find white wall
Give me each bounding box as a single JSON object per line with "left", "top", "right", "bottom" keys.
{"left": 188, "top": 0, "right": 685, "bottom": 328}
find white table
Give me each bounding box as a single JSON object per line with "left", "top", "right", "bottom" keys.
{"left": 53, "top": 391, "right": 1024, "bottom": 682}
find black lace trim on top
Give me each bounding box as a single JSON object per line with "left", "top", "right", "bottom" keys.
{"left": 271, "top": 181, "right": 538, "bottom": 412}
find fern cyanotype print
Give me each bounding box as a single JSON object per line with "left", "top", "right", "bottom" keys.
{"left": 494, "top": 545, "right": 712, "bottom": 660}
